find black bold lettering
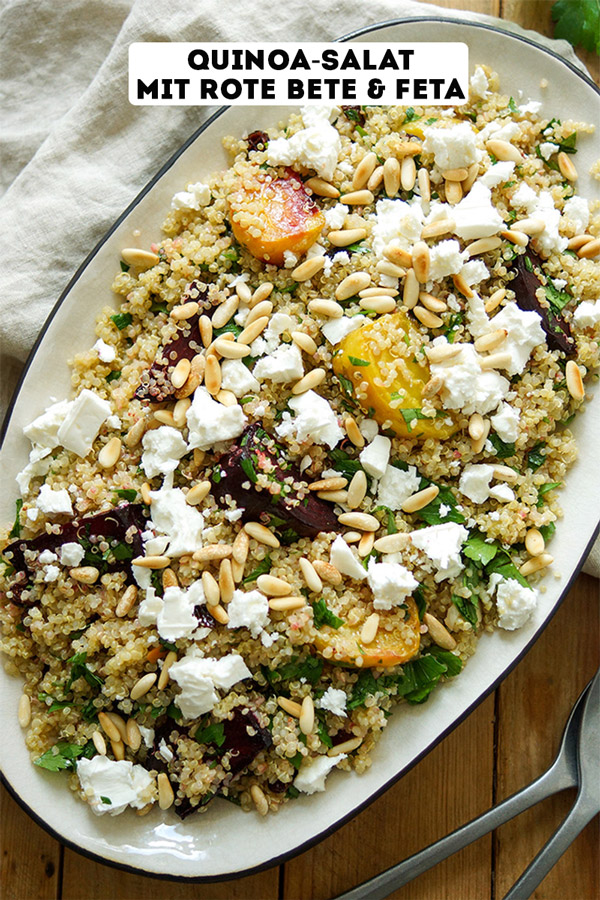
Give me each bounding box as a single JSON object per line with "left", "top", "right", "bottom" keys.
{"left": 188, "top": 49, "right": 209, "bottom": 70}
{"left": 137, "top": 79, "right": 158, "bottom": 100}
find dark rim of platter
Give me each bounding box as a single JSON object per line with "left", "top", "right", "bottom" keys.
{"left": 1, "top": 14, "right": 599, "bottom": 885}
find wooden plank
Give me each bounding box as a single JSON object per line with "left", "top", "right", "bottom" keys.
{"left": 284, "top": 693, "right": 495, "bottom": 899}
{"left": 494, "top": 573, "right": 599, "bottom": 900}
{"left": 0, "top": 783, "right": 61, "bottom": 900}
{"left": 61, "top": 848, "right": 279, "bottom": 899}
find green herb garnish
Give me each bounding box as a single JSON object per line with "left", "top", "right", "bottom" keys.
{"left": 312, "top": 599, "right": 344, "bottom": 630}
{"left": 243, "top": 555, "right": 272, "bottom": 584}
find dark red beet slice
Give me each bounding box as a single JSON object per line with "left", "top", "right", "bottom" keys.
{"left": 510, "top": 252, "right": 574, "bottom": 355}
{"left": 4, "top": 504, "right": 147, "bottom": 581}
{"left": 211, "top": 425, "right": 339, "bottom": 541}
{"left": 135, "top": 282, "right": 211, "bottom": 402}
{"left": 246, "top": 130, "right": 269, "bottom": 152}
{"left": 193, "top": 604, "right": 216, "bottom": 629}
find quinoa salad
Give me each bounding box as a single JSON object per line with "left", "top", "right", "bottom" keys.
{"left": 2, "top": 64, "right": 599, "bottom": 822}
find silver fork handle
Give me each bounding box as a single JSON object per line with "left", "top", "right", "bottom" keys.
{"left": 333, "top": 761, "right": 571, "bottom": 900}
{"left": 502, "top": 791, "right": 599, "bottom": 900}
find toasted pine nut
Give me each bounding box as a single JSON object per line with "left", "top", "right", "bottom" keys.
{"left": 565, "top": 360, "right": 585, "bottom": 400}
{"left": 383, "top": 157, "right": 401, "bottom": 197}
{"left": 232, "top": 529, "right": 250, "bottom": 566}
{"left": 402, "top": 485, "right": 439, "bottom": 513}
{"left": 158, "top": 651, "right": 177, "bottom": 691}
{"left": 347, "top": 470, "right": 367, "bottom": 509}
{"left": 359, "top": 295, "right": 396, "bottom": 314}
{"left": 417, "top": 167, "right": 431, "bottom": 202}
{"left": 269, "top": 596, "right": 306, "bottom": 611}
{"left": 383, "top": 244, "right": 413, "bottom": 269}
{"left": 278, "top": 697, "right": 302, "bottom": 717}
{"left": 234, "top": 281, "right": 252, "bottom": 304}
{"left": 211, "top": 295, "right": 239, "bottom": 329}
{"left": 317, "top": 490, "right": 348, "bottom": 503}
{"left": 126, "top": 718, "right": 142, "bottom": 752}
{"left": 162, "top": 567, "right": 178, "bottom": 590}
{"left": 308, "top": 476, "right": 348, "bottom": 492}
{"left": 558, "top": 152, "right": 578, "bottom": 182}
{"left": 412, "top": 242, "right": 431, "bottom": 283}
{"left": 121, "top": 248, "right": 159, "bottom": 269}
{"left": 401, "top": 156, "right": 416, "bottom": 191}
{"left": 567, "top": 234, "right": 594, "bottom": 251}
{"left": 479, "top": 351, "right": 512, "bottom": 371}
{"left": 525, "top": 528, "right": 545, "bottom": 557}
{"left": 173, "top": 397, "right": 191, "bottom": 427}
{"left": 250, "top": 783, "right": 269, "bottom": 816}
{"left": 186, "top": 481, "right": 211, "bottom": 506}
{"left": 353, "top": 151, "right": 378, "bottom": 190}
{"left": 424, "top": 613, "right": 457, "bottom": 650}
{"left": 466, "top": 236, "right": 503, "bottom": 256}
{"left": 519, "top": 553, "right": 554, "bottom": 576}
{"left": 216, "top": 389, "right": 238, "bottom": 407}
{"left": 445, "top": 180, "right": 463, "bottom": 205}
{"left": 337, "top": 512, "right": 379, "bottom": 532}
{"left": 336, "top": 271, "right": 371, "bottom": 301}
{"left": 327, "top": 228, "right": 367, "bottom": 247}
{"left": 213, "top": 338, "right": 250, "bottom": 359}
{"left": 292, "top": 331, "right": 318, "bottom": 354}
{"left": 485, "top": 288, "right": 506, "bottom": 313}
{"left": 98, "top": 711, "right": 121, "bottom": 743}
{"left": 219, "top": 558, "right": 235, "bottom": 604}
{"left": 442, "top": 167, "right": 469, "bottom": 182}
{"left": 344, "top": 531, "right": 362, "bottom": 543}
{"left": 493, "top": 465, "right": 519, "bottom": 482}
{"left": 367, "top": 165, "right": 384, "bottom": 192}
{"left": 344, "top": 415, "right": 365, "bottom": 448}
{"left": 202, "top": 571, "right": 220, "bottom": 607}
{"left": 153, "top": 409, "right": 176, "bottom": 428}
{"left": 312, "top": 559, "right": 342, "bottom": 585}
{"left": 462, "top": 163, "right": 479, "bottom": 193}
{"left": 124, "top": 416, "right": 148, "bottom": 448}
{"left": 92, "top": 731, "right": 106, "bottom": 755}
{"left": 419, "top": 292, "right": 447, "bottom": 313}
{"left": 130, "top": 672, "right": 157, "bottom": 701}
{"left": 358, "top": 531, "right": 375, "bottom": 557}
{"left": 17, "top": 694, "right": 31, "bottom": 728}
{"left": 578, "top": 238, "right": 600, "bottom": 260}
{"left": 361, "top": 613, "right": 380, "bottom": 645}
{"left": 244, "top": 522, "right": 280, "bottom": 548}
{"left": 246, "top": 300, "right": 273, "bottom": 326}
{"left": 158, "top": 772, "right": 174, "bottom": 810}
{"left": 403, "top": 268, "right": 420, "bottom": 309}
{"left": 471, "top": 417, "right": 490, "bottom": 454}
{"left": 395, "top": 140, "right": 423, "bottom": 157}
{"left": 251, "top": 282, "right": 274, "bottom": 306}
{"left": 341, "top": 189, "right": 374, "bottom": 206}
{"left": 474, "top": 329, "right": 508, "bottom": 353}
{"left": 420, "top": 219, "right": 455, "bottom": 240}
{"left": 193, "top": 545, "right": 234, "bottom": 566}
{"left": 257, "top": 574, "right": 292, "bottom": 596}
{"left": 98, "top": 437, "right": 122, "bottom": 469}
{"left": 360, "top": 286, "right": 398, "bottom": 298}
{"left": 374, "top": 533, "right": 410, "bottom": 553}
{"left": 292, "top": 368, "right": 326, "bottom": 395}
{"left": 170, "top": 358, "right": 191, "bottom": 390}
{"left": 468, "top": 413, "right": 485, "bottom": 442}
{"left": 199, "top": 315, "right": 213, "bottom": 347}
{"left": 309, "top": 299, "right": 344, "bottom": 318}
{"left": 299, "top": 695, "right": 315, "bottom": 736}
{"left": 171, "top": 301, "right": 199, "bottom": 321}
{"left": 211, "top": 604, "right": 229, "bottom": 625}
{"left": 238, "top": 316, "right": 268, "bottom": 345}
{"left": 502, "top": 229, "right": 529, "bottom": 247}
{"left": 292, "top": 257, "right": 325, "bottom": 282}
{"left": 111, "top": 739, "right": 125, "bottom": 761}
{"left": 299, "top": 557, "right": 322, "bottom": 593}
{"left": 485, "top": 139, "right": 522, "bottom": 163}
{"left": 513, "top": 217, "right": 546, "bottom": 236}
{"left": 423, "top": 375, "right": 444, "bottom": 398}
{"left": 131, "top": 555, "right": 170, "bottom": 569}
{"left": 452, "top": 273, "right": 475, "bottom": 299}
{"left": 305, "top": 176, "right": 340, "bottom": 199}
{"left": 140, "top": 482, "right": 152, "bottom": 505}
{"left": 327, "top": 737, "right": 362, "bottom": 756}
{"left": 414, "top": 305, "right": 443, "bottom": 328}
{"left": 204, "top": 355, "right": 221, "bottom": 395}
{"left": 232, "top": 559, "right": 246, "bottom": 584}
{"left": 70, "top": 565, "right": 100, "bottom": 584}
{"left": 425, "top": 343, "right": 462, "bottom": 363}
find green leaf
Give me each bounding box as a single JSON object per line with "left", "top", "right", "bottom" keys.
{"left": 348, "top": 356, "right": 370, "bottom": 367}
{"left": 552, "top": 0, "right": 600, "bottom": 53}
{"left": 9, "top": 499, "right": 23, "bottom": 539}
{"left": 220, "top": 246, "right": 240, "bottom": 263}
{"left": 451, "top": 594, "right": 479, "bottom": 628}
{"left": 462, "top": 532, "right": 498, "bottom": 567}
{"left": 396, "top": 649, "right": 462, "bottom": 704}
{"left": 413, "top": 586, "right": 426, "bottom": 621}
{"left": 400, "top": 408, "right": 428, "bottom": 432}
{"left": 279, "top": 282, "right": 299, "bottom": 295}
{"left": 329, "top": 449, "right": 368, "bottom": 484}
{"left": 312, "top": 599, "right": 344, "bottom": 630}
{"left": 65, "top": 652, "right": 103, "bottom": 693}
{"left": 414, "top": 480, "right": 465, "bottom": 526}
{"left": 508, "top": 96, "right": 518, "bottom": 114}
{"left": 113, "top": 488, "right": 137, "bottom": 502}
{"left": 544, "top": 281, "right": 571, "bottom": 313}
{"left": 240, "top": 456, "right": 258, "bottom": 483}
{"left": 316, "top": 719, "right": 333, "bottom": 749}
{"left": 243, "top": 555, "right": 271, "bottom": 584}
{"left": 444, "top": 313, "right": 463, "bottom": 343}
{"left": 289, "top": 752, "right": 304, "bottom": 770}
{"left": 345, "top": 241, "right": 370, "bottom": 254}
{"left": 337, "top": 372, "right": 355, "bottom": 398}
{"left": 404, "top": 107, "right": 421, "bottom": 122}
{"left": 270, "top": 656, "right": 323, "bottom": 686}
{"left": 105, "top": 370, "right": 121, "bottom": 383}
{"left": 487, "top": 434, "right": 516, "bottom": 459}
{"left": 557, "top": 131, "right": 578, "bottom": 154}
{"left": 485, "top": 549, "right": 530, "bottom": 588}
{"left": 101, "top": 796, "right": 112, "bottom": 805}
{"left": 120, "top": 261, "right": 130, "bottom": 273}
{"left": 355, "top": 125, "right": 367, "bottom": 138}
{"left": 539, "top": 522, "right": 556, "bottom": 542}
{"left": 343, "top": 107, "right": 362, "bottom": 123}
{"left": 34, "top": 740, "right": 94, "bottom": 772}
{"left": 373, "top": 505, "right": 398, "bottom": 534}
{"left": 195, "top": 721, "right": 226, "bottom": 748}
{"left": 425, "top": 117, "right": 438, "bottom": 125}
{"left": 150, "top": 301, "right": 168, "bottom": 314}
{"left": 527, "top": 442, "right": 546, "bottom": 472}
{"left": 347, "top": 670, "right": 383, "bottom": 710}
{"left": 110, "top": 312, "right": 133, "bottom": 330}
{"left": 536, "top": 482, "right": 562, "bottom": 507}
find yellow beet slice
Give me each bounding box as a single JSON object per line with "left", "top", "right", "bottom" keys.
{"left": 313, "top": 600, "right": 421, "bottom": 668}
{"left": 333, "top": 312, "right": 457, "bottom": 440}
{"left": 229, "top": 168, "right": 325, "bottom": 266}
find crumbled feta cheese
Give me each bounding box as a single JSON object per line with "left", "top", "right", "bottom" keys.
{"left": 510, "top": 188, "right": 567, "bottom": 255}
{"left": 359, "top": 435, "right": 391, "bottom": 479}
{"left": 371, "top": 198, "right": 424, "bottom": 255}
{"left": 44, "top": 565, "right": 60, "bottom": 582}
{"left": 224, "top": 508, "right": 244, "bottom": 523}
{"left": 16, "top": 448, "right": 52, "bottom": 495}
{"left": 26, "top": 507, "right": 39, "bottom": 522}
{"left": 491, "top": 403, "right": 520, "bottom": 443}
{"left": 562, "top": 196, "right": 589, "bottom": 234}
{"left": 275, "top": 390, "right": 343, "bottom": 449}
{"left": 572, "top": 300, "right": 600, "bottom": 329}
{"left": 478, "top": 161, "right": 515, "bottom": 189}
{"left": 138, "top": 725, "right": 155, "bottom": 749}
{"left": 477, "top": 119, "right": 521, "bottom": 144}
{"left": 538, "top": 141, "right": 559, "bottom": 161}
{"left": 138, "top": 580, "right": 205, "bottom": 641}
{"left": 495, "top": 578, "right": 537, "bottom": 630}
{"left": 36, "top": 484, "right": 73, "bottom": 516}
{"left": 93, "top": 339, "right": 116, "bottom": 363}
{"left": 226, "top": 589, "right": 270, "bottom": 638}
{"left": 23, "top": 399, "right": 72, "bottom": 450}
{"left": 321, "top": 315, "right": 367, "bottom": 345}
{"left": 377, "top": 464, "right": 420, "bottom": 510}
{"left": 324, "top": 203, "right": 349, "bottom": 230}
{"left": 330, "top": 535, "right": 367, "bottom": 580}
{"left": 171, "top": 181, "right": 211, "bottom": 210}
{"left": 459, "top": 464, "right": 495, "bottom": 503}
{"left": 60, "top": 542, "right": 85, "bottom": 566}
{"left": 267, "top": 105, "right": 341, "bottom": 181}
{"left": 552, "top": 279, "right": 567, "bottom": 290}
{"left": 141, "top": 426, "right": 187, "bottom": 478}
{"left": 158, "top": 738, "right": 174, "bottom": 764}
{"left": 294, "top": 753, "right": 347, "bottom": 794}
{"left": 283, "top": 250, "right": 298, "bottom": 268}
{"left": 452, "top": 182, "right": 504, "bottom": 240}
{"left": 428, "top": 240, "right": 468, "bottom": 281}
{"left": 409, "top": 523, "right": 468, "bottom": 582}
{"left": 331, "top": 251, "right": 350, "bottom": 266}
{"left": 316, "top": 687, "right": 347, "bottom": 717}
{"left": 56, "top": 389, "right": 112, "bottom": 457}
{"left": 38, "top": 549, "right": 58, "bottom": 564}
{"left": 520, "top": 100, "right": 542, "bottom": 114}
{"left": 186, "top": 387, "right": 246, "bottom": 451}
{"left": 168, "top": 652, "right": 251, "bottom": 718}
{"left": 423, "top": 122, "right": 482, "bottom": 171}
{"left": 470, "top": 65, "right": 489, "bottom": 99}
{"left": 149, "top": 485, "right": 204, "bottom": 556}
{"left": 439, "top": 503, "right": 450, "bottom": 518}
{"left": 220, "top": 359, "right": 261, "bottom": 397}
{"left": 490, "top": 303, "right": 546, "bottom": 375}
{"left": 77, "top": 757, "right": 155, "bottom": 816}
{"left": 106, "top": 415, "right": 121, "bottom": 430}
{"left": 466, "top": 292, "right": 491, "bottom": 338}
{"left": 359, "top": 418, "right": 379, "bottom": 442}
{"left": 253, "top": 343, "right": 304, "bottom": 383}
{"left": 251, "top": 312, "right": 295, "bottom": 356}
{"left": 510, "top": 182, "right": 537, "bottom": 210}
{"left": 430, "top": 339, "right": 509, "bottom": 415}
{"left": 367, "top": 558, "right": 419, "bottom": 610}
{"left": 489, "top": 483, "right": 515, "bottom": 503}
{"left": 461, "top": 259, "right": 489, "bottom": 287}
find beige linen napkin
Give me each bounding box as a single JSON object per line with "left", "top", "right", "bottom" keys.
{"left": 0, "top": 0, "right": 597, "bottom": 575}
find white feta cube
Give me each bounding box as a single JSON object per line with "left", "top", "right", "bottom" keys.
{"left": 359, "top": 435, "right": 391, "bottom": 479}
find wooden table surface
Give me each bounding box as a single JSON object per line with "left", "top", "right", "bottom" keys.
{"left": 1, "top": 2, "right": 599, "bottom": 898}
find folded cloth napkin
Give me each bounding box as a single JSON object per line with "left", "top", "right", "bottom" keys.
{"left": 0, "top": 0, "right": 597, "bottom": 576}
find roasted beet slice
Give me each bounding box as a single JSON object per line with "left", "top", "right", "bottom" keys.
{"left": 211, "top": 425, "right": 339, "bottom": 540}
{"left": 136, "top": 317, "right": 204, "bottom": 402}
{"left": 221, "top": 706, "right": 272, "bottom": 777}
{"left": 193, "top": 604, "right": 216, "bottom": 629}
{"left": 511, "top": 252, "right": 575, "bottom": 355}
{"left": 342, "top": 105, "right": 366, "bottom": 126}
{"left": 4, "top": 504, "right": 147, "bottom": 579}
{"left": 246, "top": 130, "right": 269, "bottom": 152}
